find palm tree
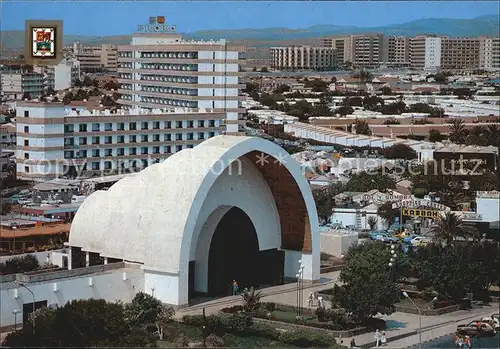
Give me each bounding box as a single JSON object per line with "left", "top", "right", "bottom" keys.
{"left": 486, "top": 124, "right": 500, "bottom": 148}
{"left": 466, "top": 125, "right": 487, "bottom": 146}
{"left": 367, "top": 216, "right": 378, "bottom": 230}
{"left": 240, "top": 287, "right": 262, "bottom": 313}
{"left": 449, "top": 119, "right": 467, "bottom": 144}
{"left": 432, "top": 212, "right": 465, "bottom": 247}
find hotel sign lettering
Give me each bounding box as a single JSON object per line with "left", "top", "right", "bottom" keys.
{"left": 137, "top": 15, "right": 176, "bottom": 33}
{"left": 392, "top": 200, "right": 449, "bottom": 212}
{"left": 402, "top": 208, "right": 440, "bottom": 219}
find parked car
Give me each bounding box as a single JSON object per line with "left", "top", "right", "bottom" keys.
{"left": 481, "top": 316, "right": 500, "bottom": 330}
{"left": 369, "top": 230, "right": 387, "bottom": 240}
{"left": 375, "top": 233, "right": 399, "bottom": 244}
{"left": 402, "top": 234, "right": 419, "bottom": 243}
{"left": 410, "top": 236, "right": 432, "bottom": 246}
{"left": 456, "top": 321, "right": 497, "bottom": 337}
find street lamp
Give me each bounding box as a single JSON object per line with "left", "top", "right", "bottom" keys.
{"left": 296, "top": 260, "right": 305, "bottom": 316}
{"left": 403, "top": 291, "right": 421, "bottom": 349}
{"left": 16, "top": 282, "right": 35, "bottom": 334}
{"left": 13, "top": 309, "right": 19, "bottom": 331}
{"left": 389, "top": 245, "right": 397, "bottom": 281}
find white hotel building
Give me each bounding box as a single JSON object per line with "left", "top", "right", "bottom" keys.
{"left": 15, "top": 32, "right": 247, "bottom": 181}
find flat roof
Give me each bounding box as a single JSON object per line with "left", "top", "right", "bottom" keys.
{"left": 0, "top": 223, "right": 71, "bottom": 238}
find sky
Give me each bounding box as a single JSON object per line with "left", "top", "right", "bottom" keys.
{"left": 1, "top": 1, "right": 499, "bottom": 36}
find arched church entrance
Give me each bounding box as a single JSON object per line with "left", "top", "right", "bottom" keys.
{"left": 206, "top": 207, "right": 284, "bottom": 296}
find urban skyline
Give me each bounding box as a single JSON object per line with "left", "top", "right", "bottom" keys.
{"left": 1, "top": 1, "right": 499, "bottom": 35}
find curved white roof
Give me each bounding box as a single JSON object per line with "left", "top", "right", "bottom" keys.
{"left": 69, "top": 135, "right": 318, "bottom": 274}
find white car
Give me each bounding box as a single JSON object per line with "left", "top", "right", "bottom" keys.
{"left": 410, "top": 236, "right": 431, "bottom": 246}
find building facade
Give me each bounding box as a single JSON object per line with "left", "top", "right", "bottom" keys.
{"left": 386, "top": 35, "right": 410, "bottom": 66}
{"left": 34, "top": 58, "right": 81, "bottom": 91}
{"left": 116, "top": 32, "right": 246, "bottom": 135}
{"left": 321, "top": 34, "right": 385, "bottom": 67}
{"left": 320, "top": 36, "right": 353, "bottom": 65}
{"left": 0, "top": 72, "right": 45, "bottom": 100}
{"left": 15, "top": 102, "right": 226, "bottom": 180}
{"left": 409, "top": 35, "right": 442, "bottom": 71}
{"left": 74, "top": 43, "right": 119, "bottom": 72}
{"left": 270, "top": 46, "right": 336, "bottom": 70}
{"left": 440, "top": 37, "right": 480, "bottom": 70}
{"left": 479, "top": 37, "right": 500, "bottom": 72}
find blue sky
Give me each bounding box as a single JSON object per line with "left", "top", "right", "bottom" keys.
{"left": 2, "top": 1, "right": 499, "bottom": 36}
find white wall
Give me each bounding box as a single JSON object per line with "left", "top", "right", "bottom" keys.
{"left": 424, "top": 37, "right": 442, "bottom": 71}
{"left": 320, "top": 232, "right": 359, "bottom": 257}
{"left": 0, "top": 267, "right": 143, "bottom": 327}
{"left": 0, "top": 250, "right": 67, "bottom": 267}
{"left": 330, "top": 209, "right": 385, "bottom": 230}
{"left": 476, "top": 197, "right": 500, "bottom": 223}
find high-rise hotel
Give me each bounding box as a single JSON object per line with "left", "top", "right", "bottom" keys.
{"left": 15, "top": 22, "right": 247, "bottom": 181}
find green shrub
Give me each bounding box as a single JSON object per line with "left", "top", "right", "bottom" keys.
{"left": 278, "top": 330, "right": 333, "bottom": 347}
{"left": 181, "top": 314, "right": 224, "bottom": 336}
{"left": 0, "top": 255, "right": 39, "bottom": 275}
{"left": 223, "top": 312, "right": 253, "bottom": 332}
{"left": 262, "top": 302, "right": 276, "bottom": 312}
{"left": 315, "top": 306, "right": 326, "bottom": 322}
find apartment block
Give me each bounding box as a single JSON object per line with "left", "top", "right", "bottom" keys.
{"left": 74, "top": 43, "right": 118, "bottom": 72}
{"left": 270, "top": 46, "right": 336, "bottom": 70}
{"left": 409, "top": 35, "right": 442, "bottom": 72}
{"left": 386, "top": 36, "right": 410, "bottom": 65}
{"left": 440, "top": 37, "right": 480, "bottom": 70}
{"left": 321, "top": 34, "right": 385, "bottom": 67}
{"left": 34, "top": 58, "right": 81, "bottom": 91}
{"left": 0, "top": 72, "right": 45, "bottom": 100}
{"left": 116, "top": 32, "right": 246, "bottom": 135}
{"left": 15, "top": 103, "right": 226, "bottom": 180}
{"left": 479, "top": 37, "right": 500, "bottom": 71}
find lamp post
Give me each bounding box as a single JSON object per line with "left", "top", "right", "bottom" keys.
{"left": 17, "top": 282, "right": 35, "bottom": 334}
{"left": 295, "top": 272, "right": 300, "bottom": 316}
{"left": 13, "top": 309, "right": 19, "bottom": 331}
{"left": 403, "top": 291, "right": 421, "bottom": 349}
{"left": 297, "top": 261, "right": 305, "bottom": 316}
{"left": 389, "top": 244, "right": 397, "bottom": 281}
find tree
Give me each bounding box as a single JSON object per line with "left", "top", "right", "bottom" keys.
{"left": 335, "top": 105, "right": 354, "bottom": 116}
{"left": 155, "top": 304, "right": 175, "bottom": 340}
{"left": 428, "top": 129, "right": 445, "bottom": 142}
{"left": 46, "top": 86, "right": 55, "bottom": 96}
{"left": 104, "top": 81, "right": 120, "bottom": 90}
{"left": 83, "top": 76, "right": 94, "bottom": 87}
{"left": 380, "top": 86, "right": 392, "bottom": 95}
{"left": 448, "top": 119, "right": 467, "bottom": 144}
{"left": 431, "top": 212, "right": 466, "bottom": 247}
{"left": 62, "top": 92, "right": 73, "bottom": 105}
{"left": 347, "top": 171, "right": 396, "bottom": 192}
{"left": 304, "top": 79, "right": 329, "bottom": 93}
{"left": 332, "top": 242, "right": 398, "bottom": 322}
{"left": 312, "top": 187, "right": 334, "bottom": 224}
{"left": 273, "top": 84, "right": 290, "bottom": 94}
{"left": 367, "top": 216, "right": 378, "bottom": 230}
{"left": 381, "top": 144, "right": 417, "bottom": 160}
{"left": 74, "top": 89, "right": 89, "bottom": 101}
{"left": 469, "top": 171, "right": 498, "bottom": 191}
{"left": 260, "top": 67, "right": 269, "bottom": 73}
{"left": 354, "top": 119, "right": 370, "bottom": 135}
{"left": 377, "top": 201, "right": 399, "bottom": 225}
{"left": 252, "top": 67, "right": 257, "bottom": 72}
{"left": 73, "top": 78, "right": 83, "bottom": 87}
{"left": 3, "top": 299, "right": 153, "bottom": 347}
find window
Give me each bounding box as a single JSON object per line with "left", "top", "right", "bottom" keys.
{"left": 153, "top": 146, "right": 160, "bottom": 154}
{"left": 25, "top": 166, "right": 30, "bottom": 173}
{"left": 187, "top": 144, "right": 194, "bottom": 149}
{"left": 24, "top": 153, "right": 29, "bottom": 159}
{"left": 91, "top": 162, "right": 100, "bottom": 170}
{"left": 176, "top": 145, "right": 183, "bottom": 152}
{"left": 117, "top": 135, "right": 125, "bottom": 143}
{"left": 164, "top": 121, "right": 171, "bottom": 129}
{"left": 104, "top": 149, "right": 113, "bottom": 156}
{"left": 24, "top": 126, "right": 29, "bottom": 133}
{"left": 129, "top": 122, "right": 137, "bottom": 130}
{"left": 187, "top": 121, "right": 194, "bottom": 128}
{"left": 104, "top": 136, "right": 112, "bottom": 144}
{"left": 164, "top": 145, "right": 171, "bottom": 153}
{"left": 164, "top": 134, "right": 171, "bottom": 141}
{"left": 92, "top": 123, "right": 100, "bottom": 132}
{"left": 104, "top": 161, "right": 112, "bottom": 170}
{"left": 187, "top": 133, "right": 193, "bottom": 140}
{"left": 208, "top": 120, "right": 216, "bottom": 127}
{"left": 24, "top": 140, "right": 29, "bottom": 146}
{"left": 64, "top": 151, "right": 74, "bottom": 159}
{"left": 141, "top": 135, "right": 148, "bottom": 142}
{"left": 129, "top": 135, "right": 137, "bottom": 143}
{"left": 105, "top": 123, "right": 113, "bottom": 131}
{"left": 92, "top": 149, "right": 100, "bottom": 157}
{"left": 209, "top": 132, "right": 215, "bottom": 138}
{"left": 176, "top": 133, "right": 183, "bottom": 141}
{"left": 79, "top": 137, "right": 87, "bottom": 145}
{"left": 24, "top": 110, "right": 29, "bottom": 118}
{"left": 198, "top": 132, "right": 205, "bottom": 140}
{"left": 141, "top": 147, "right": 148, "bottom": 155}
{"left": 153, "top": 121, "right": 160, "bottom": 129}
{"left": 141, "top": 122, "right": 148, "bottom": 130}
{"left": 153, "top": 134, "right": 160, "bottom": 142}
{"left": 175, "top": 121, "right": 183, "bottom": 128}
{"left": 117, "top": 123, "right": 125, "bottom": 131}
{"left": 117, "top": 148, "right": 125, "bottom": 156}
{"left": 79, "top": 124, "right": 87, "bottom": 132}
{"left": 213, "top": 52, "right": 216, "bottom": 59}
{"left": 198, "top": 120, "right": 204, "bottom": 127}
{"left": 129, "top": 148, "right": 137, "bottom": 155}
{"left": 92, "top": 136, "right": 100, "bottom": 144}
{"left": 64, "top": 124, "right": 74, "bottom": 133}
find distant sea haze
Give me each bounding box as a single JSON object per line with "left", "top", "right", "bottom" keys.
{"left": 0, "top": 14, "right": 498, "bottom": 52}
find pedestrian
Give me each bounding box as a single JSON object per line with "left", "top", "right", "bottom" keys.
{"left": 232, "top": 280, "right": 239, "bottom": 295}
{"left": 374, "top": 329, "right": 381, "bottom": 347}
{"left": 350, "top": 338, "right": 357, "bottom": 348}
{"left": 381, "top": 331, "right": 387, "bottom": 346}
{"left": 464, "top": 335, "right": 471, "bottom": 349}
{"left": 307, "top": 292, "right": 314, "bottom": 307}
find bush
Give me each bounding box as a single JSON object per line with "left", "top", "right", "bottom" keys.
{"left": 223, "top": 312, "right": 253, "bottom": 332}
{"left": 182, "top": 314, "right": 224, "bottom": 336}
{"left": 315, "top": 306, "right": 326, "bottom": 322}
{"left": 278, "top": 330, "right": 333, "bottom": 347}
{"left": 262, "top": 302, "right": 276, "bottom": 312}
{"left": 0, "top": 255, "right": 39, "bottom": 275}
{"left": 206, "top": 334, "right": 225, "bottom": 347}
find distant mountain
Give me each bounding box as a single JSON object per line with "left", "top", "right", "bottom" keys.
{"left": 1, "top": 15, "right": 498, "bottom": 55}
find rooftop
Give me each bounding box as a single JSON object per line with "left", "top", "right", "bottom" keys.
{"left": 0, "top": 223, "right": 71, "bottom": 238}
